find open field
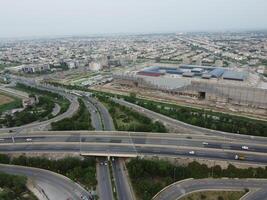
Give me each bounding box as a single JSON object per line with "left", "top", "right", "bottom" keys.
{"left": 0, "top": 93, "right": 22, "bottom": 113}
{"left": 180, "top": 190, "right": 246, "bottom": 200}
{"left": 0, "top": 94, "right": 14, "bottom": 105}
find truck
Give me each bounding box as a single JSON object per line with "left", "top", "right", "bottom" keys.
{"left": 235, "top": 154, "right": 245, "bottom": 160}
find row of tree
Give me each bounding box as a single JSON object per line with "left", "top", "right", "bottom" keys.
{"left": 127, "top": 158, "right": 267, "bottom": 200}
{"left": 124, "top": 96, "right": 267, "bottom": 136}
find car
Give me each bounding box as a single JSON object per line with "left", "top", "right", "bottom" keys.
{"left": 242, "top": 146, "right": 249, "bottom": 150}
{"left": 202, "top": 142, "right": 209, "bottom": 145}
{"left": 81, "top": 195, "right": 89, "bottom": 200}
{"left": 26, "top": 138, "right": 32, "bottom": 142}
{"left": 104, "top": 161, "right": 108, "bottom": 166}
{"left": 189, "top": 151, "right": 195, "bottom": 155}
{"left": 0, "top": 138, "right": 5, "bottom": 141}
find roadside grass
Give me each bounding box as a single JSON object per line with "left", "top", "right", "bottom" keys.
{"left": 180, "top": 190, "right": 246, "bottom": 200}
{"left": 0, "top": 94, "right": 14, "bottom": 105}
{"left": 96, "top": 94, "right": 167, "bottom": 133}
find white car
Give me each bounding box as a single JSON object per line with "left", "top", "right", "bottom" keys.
{"left": 26, "top": 138, "right": 32, "bottom": 142}
{"left": 0, "top": 138, "right": 5, "bottom": 141}
{"left": 189, "top": 151, "right": 195, "bottom": 155}
{"left": 202, "top": 142, "right": 209, "bottom": 145}
{"left": 242, "top": 146, "right": 249, "bottom": 150}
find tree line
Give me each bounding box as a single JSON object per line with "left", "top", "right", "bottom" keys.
{"left": 127, "top": 158, "right": 267, "bottom": 200}
{"left": 124, "top": 96, "right": 267, "bottom": 137}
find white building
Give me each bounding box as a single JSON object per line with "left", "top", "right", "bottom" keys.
{"left": 89, "top": 62, "right": 102, "bottom": 71}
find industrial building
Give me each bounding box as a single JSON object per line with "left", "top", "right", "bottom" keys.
{"left": 113, "top": 64, "right": 267, "bottom": 109}
{"left": 136, "top": 65, "right": 248, "bottom": 81}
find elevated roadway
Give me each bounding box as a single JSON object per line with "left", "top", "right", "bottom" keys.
{"left": 152, "top": 178, "right": 267, "bottom": 200}
{"left": 1, "top": 131, "right": 267, "bottom": 165}
{"left": 0, "top": 164, "right": 91, "bottom": 200}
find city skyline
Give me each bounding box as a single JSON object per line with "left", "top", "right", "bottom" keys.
{"left": 1, "top": 0, "right": 267, "bottom": 38}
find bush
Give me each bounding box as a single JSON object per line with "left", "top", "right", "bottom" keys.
{"left": 51, "top": 98, "right": 93, "bottom": 131}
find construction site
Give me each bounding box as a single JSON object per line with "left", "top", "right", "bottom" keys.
{"left": 104, "top": 64, "right": 267, "bottom": 116}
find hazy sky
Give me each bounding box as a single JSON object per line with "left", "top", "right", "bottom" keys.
{"left": 0, "top": 0, "right": 267, "bottom": 38}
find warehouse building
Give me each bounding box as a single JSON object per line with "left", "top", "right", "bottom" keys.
{"left": 222, "top": 71, "right": 248, "bottom": 81}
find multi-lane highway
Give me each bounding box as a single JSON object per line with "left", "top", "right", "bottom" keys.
{"left": 97, "top": 158, "right": 114, "bottom": 200}
{"left": 86, "top": 96, "right": 134, "bottom": 200}
{"left": 112, "top": 158, "right": 135, "bottom": 200}
{"left": 84, "top": 96, "right": 114, "bottom": 200}
{"left": 152, "top": 178, "right": 267, "bottom": 200}
{"left": 1, "top": 131, "right": 267, "bottom": 165}
{"left": 0, "top": 164, "right": 91, "bottom": 200}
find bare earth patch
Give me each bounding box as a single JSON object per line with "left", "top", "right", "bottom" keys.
{"left": 0, "top": 94, "right": 14, "bottom": 105}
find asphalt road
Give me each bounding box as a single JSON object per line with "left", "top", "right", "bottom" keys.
{"left": 84, "top": 96, "right": 114, "bottom": 200}
{"left": 89, "top": 96, "right": 133, "bottom": 200}
{"left": 0, "top": 82, "right": 79, "bottom": 134}
{"left": 5, "top": 77, "right": 267, "bottom": 199}
{"left": 84, "top": 98, "right": 103, "bottom": 130}
{"left": 243, "top": 189, "right": 267, "bottom": 200}
{"left": 1, "top": 133, "right": 267, "bottom": 165}
{"left": 86, "top": 96, "right": 115, "bottom": 131}
{"left": 1, "top": 132, "right": 267, "bottom": 155}
{"left": 113, "top": 98, "right": 267, "bottom": 144}
{"left": 0, "top": 164, "right": 91, "bottom": 200}
{"left": 97, "top": 158, "right": 114, "bottom": 200}
{"left": 112, "top": 158, "right": 135, "bottom": 200}
{"left": 152, "top": 178, "right": 267, "bottom": 200}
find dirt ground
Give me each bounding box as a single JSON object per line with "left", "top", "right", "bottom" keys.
{"left": 0, "top": 94, "right": 14, "bottom": 105}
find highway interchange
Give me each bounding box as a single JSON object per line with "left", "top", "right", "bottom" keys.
{"left": 0, "top": 77, "right": 267, "bottom": 199}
